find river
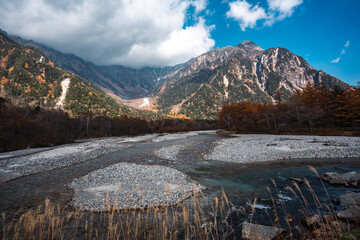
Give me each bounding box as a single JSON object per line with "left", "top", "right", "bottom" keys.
{"left": 0, "top": 131, "right": 359, "bottom": 238}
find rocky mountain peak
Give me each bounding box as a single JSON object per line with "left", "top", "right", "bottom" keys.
{"left": 152, "top": 41, "right": 347, "bottom": 119}
{"left": 260, "top": 47, "right": 311, "bottom": 72}
{"left": 236, "top": 40, "right": 263, "bottom": 51}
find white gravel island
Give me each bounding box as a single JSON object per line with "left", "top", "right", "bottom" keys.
{"left": 69, "top": 162, "right": 205, "bottom": 211}
{"left": 206, "top": 134, "right": 360, "bottom": 163}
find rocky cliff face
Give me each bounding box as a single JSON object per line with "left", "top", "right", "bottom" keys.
{"left": 152, "top": 41, "right": 347, "bottom": 119}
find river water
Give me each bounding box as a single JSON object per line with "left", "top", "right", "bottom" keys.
{"left": 0, "top": 131, "right": 359, "bottom": 238}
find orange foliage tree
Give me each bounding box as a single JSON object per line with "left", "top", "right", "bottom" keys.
{"left": 218, "top": 83, "right": 360, "bottom": 133}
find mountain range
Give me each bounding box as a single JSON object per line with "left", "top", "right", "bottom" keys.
{"left": 1, "top": 28, "right": 347, "bottom": 119}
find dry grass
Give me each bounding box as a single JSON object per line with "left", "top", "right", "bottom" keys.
{"left": 1, "top": 187, "right": 238, "bottom": 240}
{"left": 1, "top": 168, "right": 356, "bottom": 239}
{"left": 264, "top": 166, "right": 352, "bottom": 239}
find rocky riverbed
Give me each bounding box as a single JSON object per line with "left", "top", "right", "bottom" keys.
{"left": 69, "top": 162, "right": 205, "bottom": 211}
{"left": 206, "top": 134, "right": 360, "bottom": 163}
{"left": 0, "top": 138, "right": 126, "bottom": 183}
{"left": 1, "top": 131, "right": 360, "bottom": 239}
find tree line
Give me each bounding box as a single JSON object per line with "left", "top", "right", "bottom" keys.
{"left": 0, "top": 98, "right": 215, "bottom": 153}
{"left": 2, "top": 82, "right": 359, "bottom": 153}
{"left": 218, "top": 83, "right": 360, "bottom": 134}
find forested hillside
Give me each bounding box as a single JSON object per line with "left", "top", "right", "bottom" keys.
{"left": 219, "top": 83, "right": 360, "bottom": 134}
{"left": 0, "top": 99, "right": 215, "bottom": 152}
{"left": 11, "top": 33, "right": 182, "bottom": 99}
{"left": 0, "top": 32, "right": 161, "bottom": 118}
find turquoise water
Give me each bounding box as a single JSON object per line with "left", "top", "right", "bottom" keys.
{"left": 176, "top": 158, "right": 360, "bottom": 227}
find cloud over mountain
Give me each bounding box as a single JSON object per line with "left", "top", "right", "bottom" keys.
{"left": 0, "top": 0, "right": 214, "bottom": 67}
{"left": 226, "top": 1, "right": 267, "bottom": 31}
{"left": 226, "top": 0, "right": 303, "bottom": 31}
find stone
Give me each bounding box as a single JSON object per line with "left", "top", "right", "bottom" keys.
{"left": 337, "top": 207, "right": 360, "bottom": 222}
{"left": 241, "top": 222, "right": 286, "bottom": 240}
{"left": 321, "top": 172, "right": 360, "bottom": 188}
{"left": 340, "top": 192, "right": 360, "bottom": 209}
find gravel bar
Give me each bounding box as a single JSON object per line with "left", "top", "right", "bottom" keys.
{"left": 0, "top": 138, "right": 125, "bottom": 183}
{"left": 69, "top": 162, "right": 205, "bottom": 211}
{"left": 154, "top": 143, "right": 189, "bottom": 160}
{"left": 152, "top": 132, "right": 198, "bottom": 142}
{"left": 206, "top": 134, "right": 360, "bottom": 163}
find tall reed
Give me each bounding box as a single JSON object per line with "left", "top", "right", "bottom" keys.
{"left": 1, "top": 168, "right": 354, "bottom": 239}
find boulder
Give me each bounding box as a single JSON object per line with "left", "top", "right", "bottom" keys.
{"left": 337, "top": 207, "right": 360, "bottom": 222}
{"left": 321, "top": 172, "right": 360, "bottom": 188}
{"left": 241, "top": 222, "right": 286, "bottom": 240}
{"left": 336, "top": 192, "right": 360, "bottom": 222}
{"left": 340, "top": 192, "right": 360, "bottom": 209}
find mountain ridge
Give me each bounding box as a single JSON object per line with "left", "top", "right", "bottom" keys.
{"left": 151, "top": 41, "right": 346, "bottom": 119}
{"left": 3, "top": 28, "right": 347, "bottom": 119}
{"left": 9, "top": 34, "right": 183, "bottom": 99}
{"left": 0, "top": 31, "right": 142, "bottom": 118}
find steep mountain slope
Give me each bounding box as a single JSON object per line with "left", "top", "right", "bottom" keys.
{"left": 0, "top": 31, "right": 135, "bottom": 117}
{"left": 7, "top": 28, "right": 347, "bottom": 120}
{"left": 152, "top": 41, "right": 347, "bottom": 119}
{"left": 10, "top": 34, "right": 182, "bottom": 99}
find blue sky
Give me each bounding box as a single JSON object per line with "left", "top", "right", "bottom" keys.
{"left": 201, "top": 0, "right": 360, "bottom": 85}
{"left": 0, "top": 0, "right": 359, "bottom": 85}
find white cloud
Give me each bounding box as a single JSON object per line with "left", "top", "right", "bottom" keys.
{"left": 338, "top": 40, "right": 349, "bottom": 56}
{"left": 114, "top": 19, "right": 214, "bottom": 67}
{"left": 192, "top": 0, "right": 207, "bottom": 13}
{"left": 227, "top": 0, "right": 302, "bottom": 31}
{"left": 268, "top": 0, "right": 302, "bottom": 19}
{"left": 226, "top": 1, "right": 267, "bottom": 31}
{"left": 331, "top": 57, "right": 341, "bottom": 63}
{"left": 0, "top": 0, "right": 214, "bottom": 67}
{"left": 344, "top": 40, "right": 350, "bottom": 48}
